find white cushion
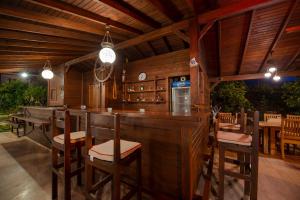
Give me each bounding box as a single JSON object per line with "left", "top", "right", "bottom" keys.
{"left": 267, "top": 118, "right": 281, "bottom": 123}
{"left": 89, "top": 140, "right": 141, "bottom": 162}
{"left": 53, "top": 131, "right": 86, "bottom": 144}
{"left": 217, "top": 131, "right": 252, "bottom": 146}
{"left": 219, "top": 123, "right": 241, "bottom": 131}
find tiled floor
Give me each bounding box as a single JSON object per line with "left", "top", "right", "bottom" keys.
{"left": 0, "top": 132, "right": 300, "bottom": 200}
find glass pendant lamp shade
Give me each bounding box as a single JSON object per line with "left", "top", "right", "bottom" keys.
{"left": 99, "top": 46, "right": 116, "bottom": 64}
{"left": 273, "top": 75, "right": 281, "bottom": 81}
{"left": 264, "top": 72, "right": 272, "bottom": 78}
{"left": 268, "top": 67, "right": 277, "bottom": 73}
{"left": 20, "top": 72, "right": 28, "bottom": 78}
{"left": 41, "top": 60, "right": 54, "bottom": 80}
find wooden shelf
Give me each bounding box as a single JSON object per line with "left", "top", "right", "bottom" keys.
{"left": 127, "top": 90, "right": 155, "bottom": 93}
{"left": 125, "top": 78, "right": 166, "bottom": 84}
{"left": 123, "top": 101, "right": 166, "bottom": 104}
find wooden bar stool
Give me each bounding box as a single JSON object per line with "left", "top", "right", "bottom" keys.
{"left": 280, "top": 118, "right": 300, "bottom": 159}
{"left": 85, "top": 112, "right": 142, "bottom": 200}
{"left": 217, "top": 111, "right": 259, "bottom": 200}
{"left": 52, "top": 110, "right": 86, "bottom": 200}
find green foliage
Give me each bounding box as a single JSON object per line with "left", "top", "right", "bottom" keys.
{"left": 212, "top": 81, "right": 252, "bottom": 113}
{"left": 281, "top": 80, "right": 300, "bottom": 114}
{"left": 0, "top": 80, "right": 47, "bottom": 113}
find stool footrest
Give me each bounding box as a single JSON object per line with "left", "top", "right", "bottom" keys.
{"left": 224, "top": 170, "right": 251, "bottom": 180}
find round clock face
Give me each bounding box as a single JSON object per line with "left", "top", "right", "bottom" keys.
{"left": 138, "top": 72, "right": 146, "bottom": 81}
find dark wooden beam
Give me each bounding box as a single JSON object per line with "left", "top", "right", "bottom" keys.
{"left": 199, "top": 21, "right": 215, "bottom": 40}
{"left": 237, "top": 10, "right": 255, "bottom": 74}
{"left": 0, "top": 39, "right": 94, "bottom": 52}
{"left": 209, "top": 70, "right": 300, "bottom": 82}
{"left": 0, "top": 18, "right": 99, "bottom": 42}
{"left": 147, "top": 42, "right": 157, "bottom": 55}
{"left": 174, "top": 30, "right": 190, "bottom": 43}
{"left": 286, "top": 25, "right": 300, "bottom": 33}
{"left": 134, "top": 46, "right": 146, "bottom": 58}
{"left": 0, "top": 55, "right": 75, "bottom": 61}
{"left": 97, "top": 0, "right": 160, "bottom": 28}
{"left": 258, "top": 0, "right": 298, "bottom": 72}
{"left": 0, "top": 30, "right": 98, "bottom": 48}
{"left": 198, "top": 0, "right": 286, "bottom": 24}
{"left": 0, "top": 46, "right": 88, "bottom": 55}
{"left": 217, "top": 21, "right": 222, "bottom": 77}
{"left": 185, "top": 0, "right": 203, "bottom": 14}
{"left": 25, "top": 0, "right": 142, "bottom": 34}
{"left": 284, "top": 48, "right": 300, "bottom": 70}
{"left": 0, "top": 4, "right": 127, "bottom": 40}
{"left": 163, "top": 37, "right": 172, "bottom": 52}
{"left": 64, "top": 19, "right": 190, "bottom": 66}
{"left": 148, "top": 0, "right": 183, "bottom": 22}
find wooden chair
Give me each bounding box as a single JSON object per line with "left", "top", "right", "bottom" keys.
{"left": 264, "top": 113, "right": 281, "bottom": 122}
{"left": 52, "top": 110, "right": 86, "bottom": 200}
{"left": 217, "top": 111, "right": 259, "bottom": 200}
{"left": 85, "top": 112, "right": 142, "bottom": 200}
{"left": 280, "top": 118, "right": 300, "bottom": 159}
{"left": 287, "top": 114, "right": 300, "bottom": 121}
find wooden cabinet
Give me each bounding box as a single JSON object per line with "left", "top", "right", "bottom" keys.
{"left": 48, "top": 74, "right": 64, "bottom": 106}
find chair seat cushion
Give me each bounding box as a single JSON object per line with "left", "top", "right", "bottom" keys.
{"left": 217, "top": 131, "right": 252, "bottom": 146}
{"left": 89, "top": 140, "right": 141, "bottom": 162}
{"left": 219, "top": 123, "right": 240, "bottom": 131}
{"left": 53, "top": 131, "right": 86, "bottom": 144}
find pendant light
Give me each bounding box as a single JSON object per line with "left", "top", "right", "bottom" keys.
{"left": 41, "top": 60, "right": 54, "bottom": 80}
{"left": 20, "top": 72, "right": 28, "bottom": 78}
{"left": 99, "top": 25, "right": 116, "bottom": 64}
{"left": 264, "top": 51, "right": 280, "bottom": 81}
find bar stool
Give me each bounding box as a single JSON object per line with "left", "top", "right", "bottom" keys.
{"left": 85, "top": 112, "right": 142, "bottom": 200}
{"left": 217, "top": 111, "right": 259, "bottom": 200}
{"left": 51, "top": 110, "right": 86, "bottom": 200}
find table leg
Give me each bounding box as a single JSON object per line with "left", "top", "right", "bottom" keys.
{"left": 270, "top": 127, "right": 276, "bottom": 155}
{"left": 263, "top": 127, "right": 269, "bottom": 154}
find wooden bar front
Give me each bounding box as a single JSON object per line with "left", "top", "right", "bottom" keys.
{"left": 88, "top": 109, "right": 209, "bottom": 199}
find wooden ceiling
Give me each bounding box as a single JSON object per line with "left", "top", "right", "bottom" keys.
{"left": 0, "top": 0, "right": 299, "bottom": 79}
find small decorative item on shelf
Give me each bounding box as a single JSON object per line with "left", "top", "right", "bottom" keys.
{"left": 136, "top": 97, "right": 140, "bottom": 102}
{"left": 140, "top": 85, "right": 144, "bottom": 91}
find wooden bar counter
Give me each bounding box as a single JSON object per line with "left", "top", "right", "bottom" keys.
{"left": 88, "top": 109, "right": 209, "bottom": 200}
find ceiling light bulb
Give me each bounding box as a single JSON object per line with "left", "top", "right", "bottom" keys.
{"left": 268, "top": 67, "right": 277, "bottom": 73}
{"left": 41, "top": 69, "right": 54, "bottom": 79}
{"left": 99, "top": 47, "right": 116, "bottom": 64}
{"left": 273, "top": 75, "right": 281, "bottom": 81}
{"left": 264, "top": 72, "right": 272, "bottom": 78}
{"left": 20, "top": 72, "right": 28, "bottom": 78}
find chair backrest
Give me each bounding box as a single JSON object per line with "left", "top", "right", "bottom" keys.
{"left": 264, "top": 113, "right": 281, "bottom": 122}
{"left": 245, "top": 111, "right": 259, "bottom": 149}
{"left": 218, "top": 112, "right": 235, "bottom": 124}
{"left": 281, "top": 118, "right": 300, "bottom": 140}
{"left": 52, "top": 109, "right": 71, "bottom": 147}
{"left": 287, "top": 114, "right": 300, "bottom": 121}
{"left": 87, "top": 112, "right": 121, "bottom": 163}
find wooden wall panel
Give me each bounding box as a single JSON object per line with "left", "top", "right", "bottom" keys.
{"left": 48, "top": 65, "right": 64, "bottom": 106}
{"left": 64, "top": 67, "right": 83, "bottom": 107}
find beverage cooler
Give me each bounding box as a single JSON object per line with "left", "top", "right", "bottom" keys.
{"left": 171, "top": 79, "right": 191, "bottom": 113}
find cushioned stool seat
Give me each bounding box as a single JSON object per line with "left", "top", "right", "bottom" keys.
{"left": 53, "top": 131, "right": 86, "bottom": 144}
{"left": 217, "top": 131, "right": 252, "bottom": 146}
{"left": 219, "top": 123, "right": 241, "bottom": 131}
{"left": 89, "top": 139, "right": 141, "bottom": 162}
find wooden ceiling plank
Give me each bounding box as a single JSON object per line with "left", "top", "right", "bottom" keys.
{"left": 217, "top": 21, "right": 222, "bottom": 77}
{"left": 97, "top": 0, "right": 160, "bottom": 28}
{"left": 0, "top": 55, "right": 75, "bottom": 61}
{"left": 148, "top": 42, "right": 158, "bottom": 55}
{"left": 163, "top": 37, "right": 173, "bottom": 52}
{"left": 134, "top": 46, "right": 146, "bottom": 58}
{"left": 258, "top": 0, "right": 298, "bottom": 72}
{"left": 0, "top": 30, "right": 98, "bottom": 48}
{"left": 148, "top": 0, "right": 183, "bottom": 22}
{"left": 174, "top": 30, "right": 190, "bottom": 44}
{"left": 199, "top": 21, "right": 215, "bottom": 40}
{"left": 284, "top": 48, "right": 300, "bottom": 70}
{"left": 209, "top": 70, "right": 300, "bottom": 82}
{"left": 286, "top": 25, "right": 300, "bottom": 33}
{"left": 237, "top": 10, "right": 255, "bottom": 74}
{"left": 25, "top": 0, "right": 142, "bottom": 34}
{"left": 0, "top": 4, "right": 127, "bottom": 40}
{"left": 0, "top": 46, "right": 88, "bottom": 55}
{"left": 64, "top": 19, "right": 190, "bottom": 66}
{"left": 198, "top": 0, "right": 286, "bottom": 24}
{"left": 0, "top": 18, "right": 100, "bottom": 42}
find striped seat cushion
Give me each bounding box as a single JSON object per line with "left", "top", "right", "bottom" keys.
{"left": 53, "top": 131, "right": 86, "bottom": 144}
{"left": 89, "top": 140, "right": 141, "bottom": 162}
{"left": 217, "top": 131, "right": 252, "bottom": 146}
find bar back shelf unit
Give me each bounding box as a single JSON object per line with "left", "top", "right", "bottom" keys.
{"left": 123, "top": 77, "right": 167, "bottom": 104}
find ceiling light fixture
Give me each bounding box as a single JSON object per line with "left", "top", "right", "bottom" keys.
{"left": 264, "top": 72, "right": 272, "bottom": 78}
{"left": 273, "top": 75, "right": 281, "bottom": 81}
{"left": 99, "top": 25, "right": 116, "bottom": 64}
{"left": 41, "top": 60, "right": 54, "bottom": 80}
{"left": 268, "top": 67, "right": 277, "bottom": 73}
{"left": 20, "top": 72, "right": 28, "bottom": 78}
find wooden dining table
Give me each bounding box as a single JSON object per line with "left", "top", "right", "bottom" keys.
{"left": 259, "top": 121, "right": 281, "bottom": 155}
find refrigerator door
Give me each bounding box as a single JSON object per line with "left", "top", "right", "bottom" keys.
{"left": 172, "top": 87, "right": 191, "bottom": 113}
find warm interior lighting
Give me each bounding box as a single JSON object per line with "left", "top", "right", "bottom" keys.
{"left": 99, "top": 26, "right": 116, "bottom": 64}
{"left": 273, "top": 75, "right": 281, "bottom": 81}
{"left": 20, "top": 72, "right": 28, "bottom": 78}
{"left": 268, "top": 67, "right": 277, "bottom": 73}
{"left": 264, "top": 72, "right": 272, "bottom": 78}
{"left": 41, "top": 60, "right": 54, "bottom": 80}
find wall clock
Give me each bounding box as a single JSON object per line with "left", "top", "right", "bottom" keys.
{"left": 138, "top": 72, "right": 146, "bottom": 81}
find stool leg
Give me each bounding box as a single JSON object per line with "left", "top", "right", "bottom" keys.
{"left": 64, "top": 151, "right": 71, "bottom": 200}
{"left": 218, "top": 144, "right": 225, "bottom": 200}
{"left": 250, "top": 151, "right": 258, "bottom": 200}
{"left": 52, "top": 148, "right": 58, "bottom": 200}
{"left": 136, "top": 149, "right": 142, "bottom": 200}
{"left": 112, "top": 168, "right": 120, "bottom": 200}
{"left": 244, "top": 153, "right": 250, "bottom": 196}
{"left": 85, "top": 160, "right": 93, "bottom": 198}
{"left": 77, "top": 146, "right": 82, "bottom": 186}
